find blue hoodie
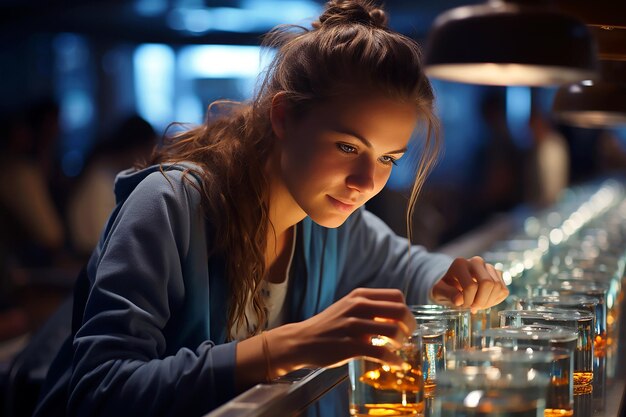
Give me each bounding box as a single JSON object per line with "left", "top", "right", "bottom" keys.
{"left": 34, "top": 163, "right": 453, "bottom": 417}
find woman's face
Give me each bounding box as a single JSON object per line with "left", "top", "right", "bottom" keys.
{"left": 277, "top": 93, "right": 418, "bottom": 228}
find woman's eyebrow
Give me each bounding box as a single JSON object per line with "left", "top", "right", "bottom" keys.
{"left": 333, "top": 128, "right": 407, "bottom": 154}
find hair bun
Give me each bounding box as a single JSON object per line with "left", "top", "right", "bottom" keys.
{"left": 312, "top": 0, "right": 388, "bottom": 30}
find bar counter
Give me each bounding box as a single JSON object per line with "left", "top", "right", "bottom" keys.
{"left": 207, "top": 182, "right": 626, "bottom": 417}
{"left": 205, "top": 288, "right": 626, "bottom": 417}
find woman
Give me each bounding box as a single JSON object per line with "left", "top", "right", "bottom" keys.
{"left": 35, "top": 1, "right": 508, "bottom": 416}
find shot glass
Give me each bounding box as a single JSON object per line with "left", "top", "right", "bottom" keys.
{"left": 519, "top": 295, "right": 606, "bottom": 357}
{"left": 538, "top": 278, "right": 613, "bottom": 359}
{"left": 478, "top": 325, "right": 577, "bottom": 404}
{"left": 498, "top": 309, "right": 594, "bottom": 393}
{"left": 447, "top": 347, "right": 572, "bottom": 417}
{"left": 434, "top": 366, "right": 550, "bottom": 417}
{"left": 410, "top": 305, "right": 470, "bottom": 350}
{"left": 349, "top": 333, "right": 423, "bottom": 416}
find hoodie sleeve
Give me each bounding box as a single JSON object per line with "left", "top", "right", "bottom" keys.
{"left": 336, "top": 208, "right": 454, "bottom": 305}
{"left": 67, "top": 170, "right": 236, "bottom": 417}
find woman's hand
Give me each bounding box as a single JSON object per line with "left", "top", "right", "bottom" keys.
{"left": 277, "top": 288, "right": 415, "bottom": 370}
{"left": 236, "top": 288, "right": 414, "bottom": 389}
{"left": 430, "top": 256, "right": 508, "bottom": 313}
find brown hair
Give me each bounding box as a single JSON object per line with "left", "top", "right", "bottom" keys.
{"left": 148, "top": 0, "right": 441, "bottom": 340}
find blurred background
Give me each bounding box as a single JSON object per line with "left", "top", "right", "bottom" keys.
{"left": 0, "top": 0, "right": 625, "bottom": 414}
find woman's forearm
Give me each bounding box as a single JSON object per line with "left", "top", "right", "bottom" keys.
{"left": 234, "top": 323, "right": 300, "bottom": 391}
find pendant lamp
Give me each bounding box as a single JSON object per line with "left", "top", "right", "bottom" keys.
{"left": 423, "top": 0, "right": 598, "bottom": 86}
{"left": 552, "top": 60, "right": 626, "bottom": 128}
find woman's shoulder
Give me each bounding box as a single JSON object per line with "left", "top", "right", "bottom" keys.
{"left": 113, "top": 162, "right": 204, "bottom": 206}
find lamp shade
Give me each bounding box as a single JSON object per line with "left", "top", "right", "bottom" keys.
{"left": 424, "top": 0, "right": 598, "bottom": 86}
{"left": 552, "top": 80, "right": 626, "bottom": 128}
{"left": 552, "top": 60, "right": 626, "bottom": 128}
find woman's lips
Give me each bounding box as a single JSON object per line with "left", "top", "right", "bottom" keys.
{"left": 327, "top": 195, "right": 356, "bottom": 212}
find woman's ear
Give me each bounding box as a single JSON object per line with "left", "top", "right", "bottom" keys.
{"left": 270, "top": 92, "right": 289, "bottom": 140}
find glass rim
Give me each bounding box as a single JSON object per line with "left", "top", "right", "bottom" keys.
{"left": 478, "top": 325, "right": 578, "bottom": 342}
{"left": 498, "top": 308, "right": 594, "bottom": 321}
{"left": 413, "top": 314, "right": 454, "bottom": 322}
{"left": 447, "top": 346, "right": 556, "bottom": 363}
{"left": 523, "top": 294, "right": 600, "bottom": 306}
{"left": 409, "top": 304, "right": 471, "bottom": 314}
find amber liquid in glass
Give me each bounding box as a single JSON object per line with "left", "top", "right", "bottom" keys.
{"left": 355, "top": 402, "right": 425, "bottom": 416}
{"left": 544, "top": 373, "right": 573, "bottom": 417}
{"left": 359, "top": 366, "right": 422, "bottom": 392}
{"left": 573, "top": 372, "right": 593, "bottom": 387}
{"left": 544, "top": 409, "right": 574, "bottom": 417}
{"left": 350, "top": 357, "right": 424, "bottom": 416}
{"left": 423, "top": 381, "right": 436, "bottom": 399}
{"left": 542, "top": 350, "right": 574, "bottom": 417}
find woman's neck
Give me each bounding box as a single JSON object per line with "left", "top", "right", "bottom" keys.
{"left": 263, "top": 152, "right": 306, "bottom": 274}
{"left": 265, "top": 153, "right": 307, "bottom": 239}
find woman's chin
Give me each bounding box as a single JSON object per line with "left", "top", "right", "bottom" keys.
{"left": 308, "top": 212, "right": 352, "bottom": 229}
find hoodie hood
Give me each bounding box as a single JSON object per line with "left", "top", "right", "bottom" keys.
{"left": 113, "top": 162, "right": 201, "bottom": 204}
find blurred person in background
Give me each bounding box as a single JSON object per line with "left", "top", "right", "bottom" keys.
{"left": 0, "top": 104, "right": 65, "bottom": 270}
{"left": 476, "top": 90, "right": 526, "bottom": 214}
{"left": 525, "top": 107, "right": 569, "bottom": 208}
{"left": 0, "top": 106, "right": 64, "bottom": 340}
{"left": 595, "top": 129, "right": 626, "bottom": 175}
{"left": 67, "top": 115, "right": 156, "bottom": 256}
{"left": 558, "top": 125, "right": 626, "bottom": 184}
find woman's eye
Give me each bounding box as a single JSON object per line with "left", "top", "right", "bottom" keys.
{"left": 379, "top": 155, "right": 398, "bottom": 166}
{"left": 337, "top": 143, "right": 357, "bottom": 154}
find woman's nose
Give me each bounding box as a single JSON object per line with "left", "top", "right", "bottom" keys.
{"left": 346, "top": 158, "right": 375, "bottom": 193}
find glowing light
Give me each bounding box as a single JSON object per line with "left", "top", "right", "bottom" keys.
{"left": 133, "top": 44, "right": 175, "bottom": 128}
{"left": 569, "top": 84, "right": 582, "bottom": 93}
{"left": 463, "top": 390, "right": 484, "bottom": 408}
{"left": 134, "top": 0, "right": 167, "bottom": 16}
{"left": 371, "top": 337, "right": 386, "bottom": 346}
{"left": 166, "top": 1, "right": 322, "bottom": 33}
{"left": 60, "top": 89, "right": 93, "bottom": 130}
{"left": 562, "top": 220, "right": 574, "bottom": 236}
{"left": 549, "top": 229, "right": 564, "bottom": 245}
{"left": 178, "top": 45, "right": 271, "bottom": 78}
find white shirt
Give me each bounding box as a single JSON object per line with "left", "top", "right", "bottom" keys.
{"left": 232, "top": 226, "right": 296, "bottom": 340}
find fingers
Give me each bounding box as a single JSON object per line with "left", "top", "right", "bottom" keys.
{"left": 346, "top": 288, "right": 416, "bottom": 336}
{"left": 486, "top": 263, "right": 509, "bottom": 305}
{"left": 468, "top": 257, "right": 497, "bottom": 313}
{"left": 431, "top": 278, "right": 463, "bottom": 307}
{"left": 360, "top": 344, "right": 406, "bottom": 368}
{"left": 349, "top": 287, "right": 406, "bottom": 303}
{"left": 325, "top": 342, "right": 406, "bottom": 368}
{"left": 346, "top": 317, "right": 408, "bottom": 348}
{"left": 351, "top": 300, "right": 416, "bottom": 335}
{"left": 438, "top": 257, "right": 509, "bottom": 312}
{"left": 448, "top": 258, "right": 478, "bottom": 309}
